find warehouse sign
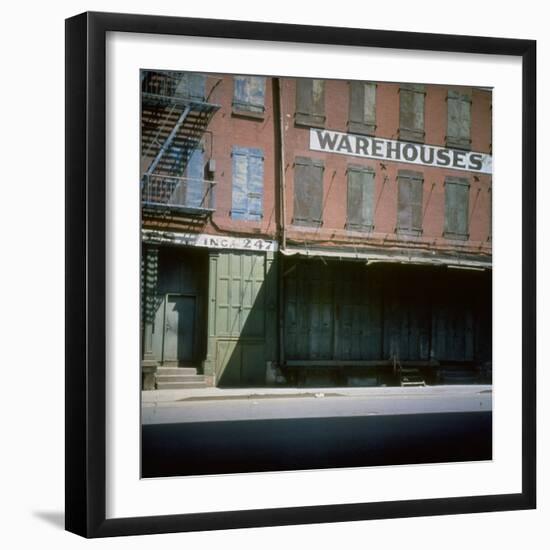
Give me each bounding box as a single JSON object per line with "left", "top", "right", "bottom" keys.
{"left": 143, "top": 229, "right": 278, "bottom": 252}
{"left": 310, "top": 129, "right": 492, "bottom": 174}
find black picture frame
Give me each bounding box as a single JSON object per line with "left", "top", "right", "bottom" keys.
{"left": 65, "top": 11, "right": 536, "bottom": 538}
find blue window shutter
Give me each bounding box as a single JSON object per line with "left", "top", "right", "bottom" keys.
{"left": 187, "top": 73, "right": 205, "bottom": 101}
{"left": 247, "top": 149, "right": 264, "bottom": 220}
{"left": 232, "top": 147, "right": 264, "bottom": 220}
{"left": 234, "top": 77, "right": 248, "bottom": 105}
{"left": 232, "top": 148, "right": 249, "bottom": 219}
{"left": 175, "top": 73, "right": 206, "bottom": 101}
{"left": 185, "top": 149, "right": 204, "bottom": 208}
{"left": 248, "top": 78, "right": 266, "bottom": 112}
{"left": 233, "top": 76, "right": 266, "bottom": 113}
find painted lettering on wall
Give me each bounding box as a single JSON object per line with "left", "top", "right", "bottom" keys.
{"left": 143, "top": 230, "right": 278, "bottom": 252}
{"left": 310, "top": 129, "right": 492, "bottom": 174}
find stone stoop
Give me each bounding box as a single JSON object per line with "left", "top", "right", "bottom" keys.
{"left": 155, "top": 366, "right": 208, "bottom": 389}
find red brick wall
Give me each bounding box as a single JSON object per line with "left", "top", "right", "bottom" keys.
{"left": 280, "top": 78, "right": 492, "bottom": 255}
{"left": 144, "top": 74, "right": 492, "bottom": 258}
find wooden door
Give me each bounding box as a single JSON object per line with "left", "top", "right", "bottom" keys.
{"left": 163, "top": 295, "right": 196, "bottom": 363}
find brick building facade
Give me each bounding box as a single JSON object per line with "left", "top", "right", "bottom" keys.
{"left": 140, "top": 70, "right": 492, "bottom": 390}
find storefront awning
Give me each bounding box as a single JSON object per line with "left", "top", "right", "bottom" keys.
{"left": 281, "top": 245, "right": 492, "bottom": 270}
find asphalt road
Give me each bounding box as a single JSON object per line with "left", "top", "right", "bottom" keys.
{"left": 141, "top": 388, "right": 492, "bottom": 478}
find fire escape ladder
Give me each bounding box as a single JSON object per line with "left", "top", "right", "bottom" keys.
{"left": 141, "top": 70, "right": 221, "bottom": 217}
{"left": 144, "top": 104, "right": 192, "bottom": 178}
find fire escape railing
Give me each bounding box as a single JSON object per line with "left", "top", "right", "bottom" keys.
{"left": 141, "top": 71, "right": 221, "bottom": 215}
{"left": 142, "top": 175, "right": 216, "bottom": 215}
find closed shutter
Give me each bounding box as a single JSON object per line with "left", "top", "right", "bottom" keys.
{"left": 175, "top": 73, "right": 206, "bottom": 101}
{"left": 185, "top": 148, "right": 204, "bottom": 208}
{"left": 447, "top": 90, "right": 472, "bottom": 149}
{"left": 233, "top": 76, "right": 266, "bottom": 114}
{"left": 293, "top": 157, "right": 324, "bottom": 226}
{"left": 349, "top": 81, "right": 376, "bottom": 135}
{"left": 444, "top": 177, "right": 470, "bottom": 240}
{"left": 295, "top": 79, "right": 326, "bottom": 127}
{"left": 247, "top": 150, "right": 264, "bottom": 219}
{"left": 397, "top": 170, "right": 423, "bottom": 235}
{"left": 399, "top": 84, "right": 425, "bottom": 143}
{"left": 347, "top": 166, "right": 375, "bottom": 231}
{"left": 231, "top": 147, "right": 264, "bottom": 220}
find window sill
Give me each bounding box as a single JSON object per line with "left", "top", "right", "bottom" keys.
{"left": 231, "top": 108, "right": 265, "bottom": 120}
{"left": 443, "top": 232, "right": 469, "bottom": 241}
{"left": 396, "top": 228, "right": 423, "bottom": 237}
{"left": 294, "top": 114, "right": 326, "bottom": 128}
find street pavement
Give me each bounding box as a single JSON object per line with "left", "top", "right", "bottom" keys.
{"left": 142, "top": 384, "right": 492, "bottom": 425}
{"left": 141, "top": 385, "right": 493, "bottom": 477}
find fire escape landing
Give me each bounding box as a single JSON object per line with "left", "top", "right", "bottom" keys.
{"left": 141, "top": 71, "right": 221, "bottom": 217}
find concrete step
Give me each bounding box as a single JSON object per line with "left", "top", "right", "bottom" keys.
{"left": 156, "top": 381, "right": 208, "bottom": 390}
{"left": 156, "top": 374, "right": 206, "bottom": 383}
{"left": 156, "top": 367, "right": 199, "bottom": 376}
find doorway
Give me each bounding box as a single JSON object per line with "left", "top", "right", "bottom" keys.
{"left": 163, "top": 294, "right": 196, "bottom": 363}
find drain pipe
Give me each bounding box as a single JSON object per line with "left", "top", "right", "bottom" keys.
{"left": 273, "top": 77, "right": 287, "bottom": 372}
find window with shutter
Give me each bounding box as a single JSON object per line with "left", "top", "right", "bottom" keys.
{"left": 346, "top": 166, "right": 375, "bottom": 231}
{"left": 447, "top": 90, "right": 472, "bottom": 150}
{"left": 295, "top": 79, "right": 326, "bottom": 127}
{"left": 397, "top": 170, "right": 423, "bottom": 236}
{"left": 348, "top": 82, "right": 376, "bottom": 135}
{"left": 231, "top": 147, "right": 264, "bottom": 221}
{"left": 233, "top": 76, "right": 266, "bottom": 115}
{"left": 444, "top": 177, "right": 470, "bottom": 240}
{"left": 174, "top": 73, "right": 206, "bottom": 102}
{"left": 185, "top": 148, "right": 205, "bottom": 208}
{"left": 399, "top": 84, "right": 425, "bottom": 143}
{"left": 293, "top": 157, "right": 324, "bottom": 227}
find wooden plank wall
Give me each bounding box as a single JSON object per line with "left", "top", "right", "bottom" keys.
{"left": 283, "top": 260, "right": 491, "bottom": 364}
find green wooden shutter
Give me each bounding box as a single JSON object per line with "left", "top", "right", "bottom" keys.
{"left": 293, "top": 157, "right": 324, "bottom": 226}
{"left": 295, "top": 79, "right": 325, "bottom": 127}
{"left": 397, "top": 170, "right": 423, "bottom": 235}
{"left": 444, "top": 177, "right": 470, "bottom": 240}
{"left": 349, "top": 81, "right": 376, "bottom": 135}
{"left": 447, "top": 90, "right": 472, "bottom": 150}
{"left": 399, "top": 84, "right": 425, "bottom": 143}
{"left": 347, "top": 166, "right": 375, "bottom": 231}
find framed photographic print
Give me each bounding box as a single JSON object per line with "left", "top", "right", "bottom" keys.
{"left": 65, "top": 11, "right": 536, "bottom": 538}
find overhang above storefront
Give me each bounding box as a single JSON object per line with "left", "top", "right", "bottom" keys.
{"left": 281, "top": 244, "right": 492, "bottom": 270}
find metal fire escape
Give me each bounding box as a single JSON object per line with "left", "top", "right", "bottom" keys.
{"left": 141, "top": 70, "right": 221, "bottom": 216}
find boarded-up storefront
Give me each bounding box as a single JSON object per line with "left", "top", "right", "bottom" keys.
{"left": 282, "top": 259, "right": 491, "bottom": 384}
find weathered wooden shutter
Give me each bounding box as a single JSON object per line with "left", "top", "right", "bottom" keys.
{"left": 349, "top": 81, "right": 376, "bottom": 135}
{"left": 185, "top": 148, "right": 204, "bottom": 208}
{"left": 246, "top": 149, "right": 264, "bottom": 220}
{"left": 444, "top": 177, "right": 470, "bottom": 240}
{"left": 175, "top": 73, "right": 206, "bottom": 101}
{"left": 447, "top": 90, "right": 472, "bottom": 149}
{"left": 293, "top": 157, "right": 324, "bottom": 226}
{"left": 231, "top": 147, "right": 264, "bottom": 220}
{"left": 399, "top": 84, "right": 425, "bottom": 143}
{"left": 397, "top": 170, "right": 423, "bottom": 235}
{"left": 347, "top": 166, "right": 375, "bottom": 231}
{"left": 295, "top": 79, "right": 325, "bottom": 127}
{"left": 233, "top": 76, "right": 266, "bottom": 114}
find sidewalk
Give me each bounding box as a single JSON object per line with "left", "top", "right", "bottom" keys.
{"left": 142, "top": 384, "right": 492, "bottom": 424}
